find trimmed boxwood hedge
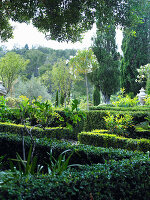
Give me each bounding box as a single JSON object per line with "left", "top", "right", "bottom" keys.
{"left": 0, "top": 122, "right": 77, "bottom": 140}
{"left": 89, "top": 105, "right": 150, "bottom": 112}
{"left": 78, "top": 131, "right": 150, "bottom": 152}
{"left": 83, "top": 110, "right": 148, "bottom": 132}
{"left": 0, "top": 132, "right": 145, "bottom": 167}
{"left": 0, "top": 157, "right": 150, "bottom": 200}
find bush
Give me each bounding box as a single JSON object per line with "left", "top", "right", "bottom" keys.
{"left": 12, "top": 76, "right": 51, "bottom": 101}
{"left": 83, "top": 110, "right": 148, "bottom": 132}
{"left": 103, "top": 112, "right": 134, "bottom": 137}
{"left": 111, "top": 88, "right": 139, "bottom": 107}
{"left": 78, "top": 130, "right": 150, "bottom": 152}
{"left": 0, "top": 132, "right": 145, "bottom": 168}
{"left": 0, "top": 156, "right": 150, "bottom": 200}
{"left": 0, "top": 122, "right": 75, "bottom": 140}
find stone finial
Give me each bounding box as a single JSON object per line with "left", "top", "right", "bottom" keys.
{"left": 137, "top": 87, "right": 146, "bottom": 105}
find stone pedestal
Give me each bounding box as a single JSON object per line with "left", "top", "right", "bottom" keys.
{"left": 137, "top": 87, "right": 146, "bottom": 105}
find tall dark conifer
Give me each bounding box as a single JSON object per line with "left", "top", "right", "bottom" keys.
{"left": 121, "top": 9, "right": 150, "bottom": 94}
{"left": 91, "top": 25, "right": 120, "bottom": 103}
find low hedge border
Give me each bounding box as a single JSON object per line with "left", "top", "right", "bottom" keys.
{"left": 0, "top": 132, "right": 145, "bottom": 167}
{"left": 0, "top": 157, "right": 150, "bottom": 200}
{"left": 83, "top": 110, "right": 148, "bottom": 132}
{"left": 78, "top": 131, "right": 150, "bottom": 152}
{"left": 89, "top": 105, "right": 150, "bottom": 111}
{"left": 0, "top": 122, "right": 77, "bottom": 140}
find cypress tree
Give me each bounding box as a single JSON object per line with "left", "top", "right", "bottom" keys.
{"left": 55, "top": 90, "right": 59, "bottom": 107}
{"left": 91, "top": 25, "right": 120, "bottom": 103}
{"left": 121, "top": 10, "right": 150, "bottom": 94}
{"left": 93, "top": 86, "right": 100, "bottom": 106}
{"left": 60, "top": 92, "right": 65, "bottom": 106}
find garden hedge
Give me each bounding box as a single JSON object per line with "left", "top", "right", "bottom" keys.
{"left": 89, "top": 105, "right": 150, "bottom": 112}
{"left": 0, "top": 156, "right": 150, "bottom": 200}
{"left": 0, "top": 132, "right": 145, "bottom": 167}
{"left": 0, "top": 122, "right": 77, "bottom": 140}
{"left": 83, "top": 110, "right": 148, "bottom": 132}
{"left": 78, "top": 131, "right": 150, "bottom": 152}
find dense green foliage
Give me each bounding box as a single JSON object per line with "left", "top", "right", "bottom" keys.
{"left": 0, "top": 122, "right": 74, "bottom": 140}
{"left": 0, "top": 52, "right": 29, "bottom": 93}
{"left": 91, "top": 25, "right": 120, "bottom": 103}
{"left": 0, "top": 157, "right": 150, "bottom": 200}
{"left": 0, "top": 132, "right": 146, "bottom": 166}
{"left": 93, "top": 86, "right": 100, "bottom": 106}
{"left": 121, "top": 7, "right": 150, "bottom": 94}
{"left": 0, "top": 132, "right": 149, "bottom": 199}
{"left": 1, "top": 0, "right": 147, "bottom": 42}
{"left": 78, "top": 131, "right": 150, "bottom": 152}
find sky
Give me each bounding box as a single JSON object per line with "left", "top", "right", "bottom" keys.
{"left": 0, "top": 21, "right": 123, "bottom": 52}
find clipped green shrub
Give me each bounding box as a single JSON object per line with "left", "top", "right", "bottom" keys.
{"left": 0, "top": 132, "right": 145, "bottom": 168}
{"left": 83, "top": 110, "right": 148, "bottom": 132}
{"left": 0, "top": 156, "right": 150, "bottom": 200}
{"left": 0, "top": 122, "right": 76, "bottom": 140}
{"left": 78, "top": 130, "right": 150, "bottom": 152}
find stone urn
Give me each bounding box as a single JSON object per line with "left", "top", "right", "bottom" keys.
{"left": 0, "top": 81, "right": 7, "bottom": 96}
{"left": 137, "top": 87, "right": 146, "bottom": 105}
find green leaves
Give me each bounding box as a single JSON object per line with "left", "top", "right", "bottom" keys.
{"left": 0, "top": 52, "right": 29, "bottom": 93}
{"left": 9, "top": 145, "right": 39, "bottom": 177}
{"left": 47, "top": 149, "right": 80, "bottom": 176}
{"left": 103, "top": 112, "right": 134, "bottom": 137}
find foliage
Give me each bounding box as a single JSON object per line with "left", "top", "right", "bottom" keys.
{"left": 55, "top": 90, "right": 59, "bottom": 107}
{"left": 136, "top": 63, "right": 150, "bottom": 83}
{"left": 69, "top": 48, "right": 98, "bottom": 110}
{"left": 1, "top": 0, "right": 148, "bottom": 42}
{"left": 91, "top": 25, "right": 120, "bottom": 103}
{"left": 78, "top": 130, "right": 150, "bottom": 152}
{"left": 0, "top": 132, "right": 146, "bottom": 167}
{"left": 6, "top": 96, "right": 20, "bottom": 108}
{"left": 23, "top": 49, "right": 46, "bottom": 79}
{"left": 0, "top": 155, "right": 5, "bottom": 170}
{"left": 9, "top": 145, "right": 40, "bottom": 177}
{"left": 0, "top": 157, "right": 150, "bottom": 200}
{"left": 32, "top": 99, "right": 60, "bottom": 128}
{"left": 144, "top": 95, "right": 150, "bottom": 105}
{"left": 51, "top": 59, "right": 73, "bottom": 106}
{"left": 13, "top": 76, "right": 51, "bottom": 101}
{"left": 47, "top": 149, "right": 76, "bottom": 176}
{"left": 93, "top": 86, "right": 100, "bottom": 106}
{"left": 0, "top": 96, "right": 11, "bottom": 122}
{"left": 146, "top": 77, "right": 150, "bottom": 95}
{"left": 121, "top": 8, "right": 150, "bottom": 94}
{"left": 0, "top": 52, "right": 29, "bottom": 93}
{"left": 63, "top": 99, "right": 86, "bottom": 130}
{"left": 103, "top": 112, "right": 134, "bottom": 137}
{"left": 112, "top": 88, "right": 139, "bottom": 107}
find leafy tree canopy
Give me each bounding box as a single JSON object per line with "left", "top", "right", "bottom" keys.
{"left": 0, "top": 52, "right": 29, "bottom": 93}
{"left": 1, "top": 0, "right": 149, "bottom": 42}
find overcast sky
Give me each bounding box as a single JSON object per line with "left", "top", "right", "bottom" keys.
{"left": 0, "top": 21, "right": 123, "bottom": 52}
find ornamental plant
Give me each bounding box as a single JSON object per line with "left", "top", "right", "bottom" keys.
{"left": 0, "top": 96, "right": 11, "bottom": 122}
{"left": 144, "top": 95, "right": 150, "bottom": 106}
{"left": 103, "top": 112, "right": 134, "bottom": 137}
{"left": 112, "top": 88, "right": 139, "bottom": 107}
